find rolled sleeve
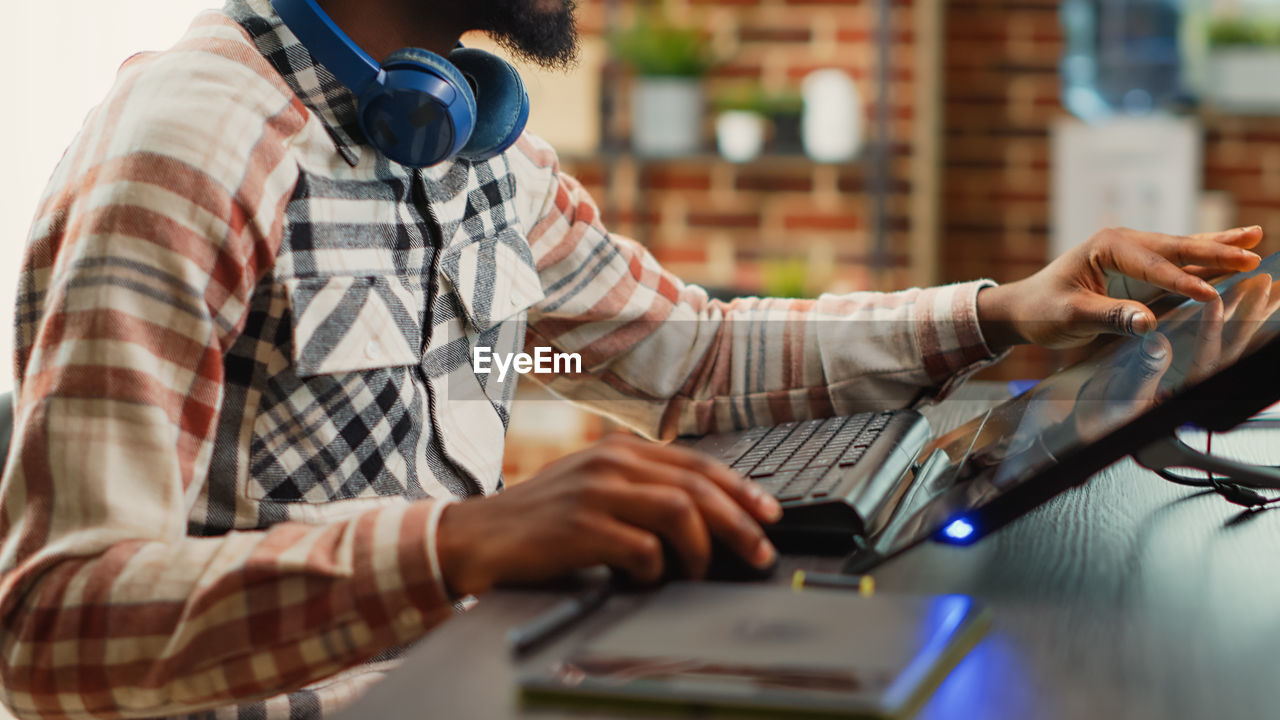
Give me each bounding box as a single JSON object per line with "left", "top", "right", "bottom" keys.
{"left": 911, "top": 280, "right": 1007, "bottom": 400}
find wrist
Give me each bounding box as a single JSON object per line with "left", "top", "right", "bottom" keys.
{"left": 435, "top": 501, "right": 493, "bottom": 598}
{"left": 976, "top": 282, "right": 1027, "bottom": 352}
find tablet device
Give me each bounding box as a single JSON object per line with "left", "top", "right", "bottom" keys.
{"left": 518, "top": 582, "right": 990, "bottom": 718}
{"left": 853, "top": 250, "right": 1280, "bottom": 569}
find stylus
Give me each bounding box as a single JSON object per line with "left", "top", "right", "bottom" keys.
{"left": 507, "top": 583, "right": 613, "bottom": 658}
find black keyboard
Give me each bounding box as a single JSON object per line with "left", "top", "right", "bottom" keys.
{"left": 724, "top": 412, "right": 894, "bottom": 503}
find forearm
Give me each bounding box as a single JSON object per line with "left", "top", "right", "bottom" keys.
{"left": 0, "top": 499, "right": 451, "bottom": 720}
{"left": 529, "top": 279, "right": 1001, "bottom": 438}
{"left": 522, "top": 157, "right": 1000, "bottom": 438}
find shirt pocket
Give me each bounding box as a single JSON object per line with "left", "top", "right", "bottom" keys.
{"left": 247, "top": 274, "right": 428, "bottom": 503}
{"left": 286, "top": 275, "right": 424, "bottom": 377}
{"left": 439, "top": 227, "right": 545, "bottom": 332}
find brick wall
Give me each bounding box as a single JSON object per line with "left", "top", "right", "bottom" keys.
{"left": 944, "top": 0, "right": 1063, "bottom": 379}
{"left": 566, "top": 0, "right": 1280, "bottom": 359}
{"left": 561, "top": 0, "right": 924, "bottom": 298}
{"left": 944, "top": 0, "right": 1280, "bottom": 380}
{"left": 505, "top": 0, "right": 1280, "bottom": 479}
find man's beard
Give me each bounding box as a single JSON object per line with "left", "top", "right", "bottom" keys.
{"left": 478, "top": 0, "right": 579, "bottom": 70}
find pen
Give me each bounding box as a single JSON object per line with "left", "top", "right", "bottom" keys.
{"left": 791, "top": 570, "right": 876, "bottom": 596}
{"left": 507, "top": 583, "right": 613, "bottom": 658}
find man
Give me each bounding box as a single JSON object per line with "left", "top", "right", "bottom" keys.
{"left": 0, "top": 0, "right": 1262, "bottom": 717}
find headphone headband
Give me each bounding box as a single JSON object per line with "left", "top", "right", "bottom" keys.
{"left": 271, "top": 0, "right": 381, "bottom": 93}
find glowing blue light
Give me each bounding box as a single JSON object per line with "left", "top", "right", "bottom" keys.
{"left": 942, "top": 518, "right": 976, "bottom": 542}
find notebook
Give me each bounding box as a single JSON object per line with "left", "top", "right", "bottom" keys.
{"left": 518, "top": 582, "right": 990, "bottom": 718}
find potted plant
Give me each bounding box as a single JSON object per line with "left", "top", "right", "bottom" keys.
{"left": 763, "top": 90, "right": 804, "bottom": 155}
{"left": 761, "top": 257, "right": 811, "bottom": 299}
{"left": 713, "top": 85, "right": 768, "bottom": 163}
{"left": 612, "top": 13, "right": 714, "bottom": 157}
{"left": 1204, "top": 17, "right": 1280, "bottom": 113}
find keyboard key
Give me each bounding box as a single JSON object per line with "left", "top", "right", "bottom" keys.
{"left": 772, "top": 467, "right": 826, "bottom": 501}
{"left": 850, "top": 421, "right": 886, "bottom": 448}
{"left": 794, "top": 466, "right": 828, "bottom": 484}
{"left": 811, "top": 473, "right": 844, "bottom": 498}
{"left": 830, "top": 416, "right": 869, "bottom": 446}
{"left": 750, "top": 421, "right": 822, "bottom": 476}
{"left": 734, "top": 423, "right": 799, "bottom": 474}
{"left": 756, "top": 471, "right": 796, "bottom": 492}
{"left": 809, "top": 449, "right": 845, "bottom": 468}
{"left": 777, "top": 457, "right": 812, "bottom": 474}
{"left": 782, "top": 418, "right": 846, "bottom": 471}
{"left": 837, "top": 445, "right": 867, "bottom": 467}
{"left": 721, "top": 426, "right": 770, "bottom": 465}
{"left": 776, "top": 484, "right": 808, "bottom": 502}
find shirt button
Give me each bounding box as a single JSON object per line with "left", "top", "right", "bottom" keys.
{"left": 508, "top": 294, "right": 521, "bottom": 307}
{"left": 365, "top": 340, "right": 380, "bottom": 360}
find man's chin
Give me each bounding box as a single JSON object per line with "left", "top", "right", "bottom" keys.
{"left": 487, "top": 0, "right": 579, "bottom": 70}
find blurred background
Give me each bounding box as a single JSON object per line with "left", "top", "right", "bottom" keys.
{"left": 4, "top": 0, "right": 1280, "bottom": 481}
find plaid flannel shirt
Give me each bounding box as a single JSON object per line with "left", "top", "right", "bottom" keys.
{"left": 0, "top": 1, "right": 1000, "bottom": 718}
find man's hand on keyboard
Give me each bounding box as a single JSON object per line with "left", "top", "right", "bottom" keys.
{"left": 976, "top": 225, "right": 1264, "bottom": 351}
{"left": 435, "top": 435, "right": 782, "bottom": 596}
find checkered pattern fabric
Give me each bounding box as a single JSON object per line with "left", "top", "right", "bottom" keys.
{"left": 0, "top": 1, "right": 1001, "bottom": 718}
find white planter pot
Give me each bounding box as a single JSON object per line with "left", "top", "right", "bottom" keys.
{"left": 716, "top": 111, "right": 766, "bottom": 163}
{"left": 801, "top": 69, "right": 864, "bottom": 163}
{"left": 1205, "top": 49, "right": 1280, "bottom": 114}
{"left": 631, "top": 78, "right": 703, "bottom": 157}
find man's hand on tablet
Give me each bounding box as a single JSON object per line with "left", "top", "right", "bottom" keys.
{"left": 976, "top": 226, "right": 1264, "bottom": 351}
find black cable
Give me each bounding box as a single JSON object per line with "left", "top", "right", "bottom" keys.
{"left": 1153, "top": 431, "right": 1280, "bottom": 508}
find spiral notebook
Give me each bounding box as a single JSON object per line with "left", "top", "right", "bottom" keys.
{"left": 518, "top": 582, "right": 990, "bottom": 718}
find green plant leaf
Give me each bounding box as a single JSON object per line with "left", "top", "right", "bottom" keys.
{"left": 1207, "top": 17, "right": 1280, "bottom": 48}
{"left": 611, "top": 13, "right": 715, "bottom": 77}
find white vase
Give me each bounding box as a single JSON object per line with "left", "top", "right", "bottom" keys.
{"left": 801, "top": 69, "right": 864, "bottom": 163}
{"left": 631, "top": 78, "right": 704, "bottom": 157}
{"left": 1205, "top": 49, "right": 1280, "bottom": 114}
{"left": 716, "top": 111, "right": 766, "bottom": 163}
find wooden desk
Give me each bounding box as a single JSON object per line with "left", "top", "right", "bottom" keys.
{"left": 339, "top": 384, "right": 1280, "bottom": 720}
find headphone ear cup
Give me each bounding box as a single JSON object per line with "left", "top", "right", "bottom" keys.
{"left": 370, "top": 48, "right": 478, "bottom": 167}
{"left": 448, "top": 48, "right": 530, "bottom": 161}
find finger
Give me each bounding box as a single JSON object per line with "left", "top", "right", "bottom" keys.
{"left": 1108, "top": 244, "right": 1221, "bottom": 302}
{"left": 579, "top": 515, "right": 665, "bottom": 583}
{"left": 610, "top": 450, "right": 775, "bottom": 571}
{"left": 610, "top": 435, "right": 782, "bottom": 524}
{"left": 603, "top": 483, "right": 712, "bottom": 579}
{"left": 1189, "top": 225, "right": 1264, "bottom": 250}
{"left": 1068, "top": 292, "right": 1157, "bottom": 338}
{"left": 1146, "top": 233, "right": 1261, "bottom": 272}
{"left": 1181, "top": 266, "right": 1231, "bottom": 282}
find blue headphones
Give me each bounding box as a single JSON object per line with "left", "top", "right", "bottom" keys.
{"left": 270, "top": 0, "right": 530, "bottom": 168}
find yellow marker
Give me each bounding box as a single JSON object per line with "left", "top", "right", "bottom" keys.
{"left": 792, "top": 569, "right": 807, "bottom": 591}
{"left": 790, "top": 569, "right": 875, "bottom": 596}
{"left": 859, "top": 575, "right": 875, "bottom": 597}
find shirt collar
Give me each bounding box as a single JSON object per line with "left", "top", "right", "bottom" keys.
{"left": 225, "top": 0, "right": 364, "bottom": 166}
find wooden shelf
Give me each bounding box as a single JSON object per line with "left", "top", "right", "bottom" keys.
{"left": 557, "top": 151, "right": 847, "bottom": 168}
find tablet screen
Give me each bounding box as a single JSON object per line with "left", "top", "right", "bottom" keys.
{"left": 868, "top": 251, "right": 1280, "bottom": 560}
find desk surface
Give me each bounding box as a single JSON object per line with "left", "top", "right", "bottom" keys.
{"left": 339, "top": 383, "right": 1280, "bottom": 720}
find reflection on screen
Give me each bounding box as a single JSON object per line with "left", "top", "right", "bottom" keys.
{"left": 874, "top": 253, "right": 1280, "bottom": 557}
